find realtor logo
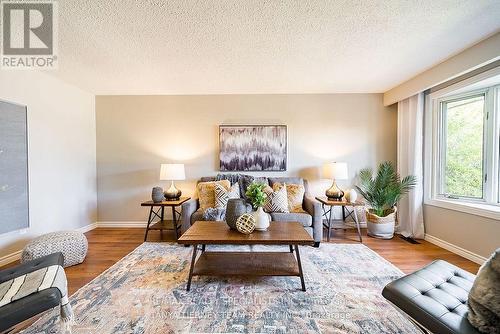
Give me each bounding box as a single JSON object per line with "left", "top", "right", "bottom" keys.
{"left": 1, "top": 0, "right": 58, "bottom": 69}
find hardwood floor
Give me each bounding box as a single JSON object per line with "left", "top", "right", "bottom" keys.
{"left": 2, "top": 227, "right": 480, "bottom": 295}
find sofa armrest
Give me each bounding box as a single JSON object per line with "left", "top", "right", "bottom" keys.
{"left": 303, "top": 196, "right": 323, "bottom": 244}
{"left": 181, "top": 198, "right": 199, "bottom": 232}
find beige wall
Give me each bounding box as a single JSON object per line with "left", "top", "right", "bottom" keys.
{"left": 383, "top": 32, "right": 500, "bottom": 106}
{"left": 424, "top": 205, "right": 500, "bottom": 259}
{"left": 0, "top": 71, "right": 97, "bottom": 261}
{"left": 96, "top": 94, "right": 397, "bottom": 222}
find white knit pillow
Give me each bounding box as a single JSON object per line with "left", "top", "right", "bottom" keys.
{"left": 215, "top": 183, "right": 240, "bottom": 208}
{"left": 263, "top": 184, "right": 289, "bottom": 213}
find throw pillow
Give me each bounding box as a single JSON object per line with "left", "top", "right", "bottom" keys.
{"left": 202, "top": 207, "right": 226, "bottom": 221}
{"left": 263, "top": 184, "right": 289, "bottom": 213}
{"left": 468, "top": 248, "right": 500, "bottom": 334}
{"left": 197, "top": 180, "right": 231, "bottom": 210}
{"left": 273, "top": 183, "right": 306, "bottom": 213}
{"left": 215, "top": 183, "right": 240, "bottom": 209}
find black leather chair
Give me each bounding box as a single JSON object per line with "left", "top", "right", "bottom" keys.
{"left": 382, "top": 260, "right": 480, "bottom": 334}
{"left": 0, "top": 253, "right": 64, "bottom": 332}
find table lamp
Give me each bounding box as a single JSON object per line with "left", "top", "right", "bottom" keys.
{"left": 160, "top": 163, "right": 185, "bottom": 201}
{"left": 325, "top": 162, "right": 348, "bottom": 201}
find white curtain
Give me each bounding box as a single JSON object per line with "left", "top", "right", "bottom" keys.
{"left": 397, "top": 93, "right": 425, "bottom": 239}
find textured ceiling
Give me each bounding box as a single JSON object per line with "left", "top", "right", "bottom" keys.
{"left": 53, "top": 0, "right": 500, "bottom": 94}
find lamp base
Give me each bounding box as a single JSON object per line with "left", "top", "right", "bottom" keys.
{"left": 325, "top": 180, "right": 344, "bottom": 201}
{"left": 164, "top": 181, "right": 181, "bottom": 201}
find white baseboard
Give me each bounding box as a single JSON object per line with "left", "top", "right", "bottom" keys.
{"left": 424, "top": 234, "right": 487, "bottom": 265}
{"left": 96, "top": 221, "right": 147, "bottom": 228}
{"left": 77, "top": 222, "right": 98, "bottom": 233}
{"left": 0, "top": 250, "right": 22, "bottom": 267}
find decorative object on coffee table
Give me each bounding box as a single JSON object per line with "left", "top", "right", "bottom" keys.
{"left": 245, "top": 183, "right": 270, "bottom": 231}
{"left": 151, "top": 187, "right": 164, "bottom": 203}
{"left": 225, "top": 198, "right": 252, "bottom": 229}
{"left": 178, "top": 221, "right": 314, "bottom": 291}
{"left": 22, "top": 231, "right": 88, "bottom": 267}
{"left": 141, "top": 197, "right": 190, "bottom": 241}
{"left": 356, "top": 161, "right": 416, "bottom": 239}
{"left": 316, "top": 197, "right": 364, "bottom": 243}
{"left": 235, "top": 213, "right": 256, "bottom": 234}
{"left": 325, "top": 162, "right": 348, "bottom": 201}
{"left": 219, "top": 125, "right": 287, "bottom": 171}
{"left": 160, "top": 163, "right": 185, "bottom": 201}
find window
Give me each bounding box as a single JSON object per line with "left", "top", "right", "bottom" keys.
{"left": 438, "top": 93, "right": 486, "bottom": 199}
{"left": 426, "top": 72, "right": 500, "bottom": 219}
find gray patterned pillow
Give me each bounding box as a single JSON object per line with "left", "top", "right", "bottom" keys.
{"left": 202, "top": 208, "right": 226, "bottom": 221}
{"left": 215, "top": 183, "right": 240, "bottom": 208}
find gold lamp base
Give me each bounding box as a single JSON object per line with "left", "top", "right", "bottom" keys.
{"left": 325, "top": 180, "right": 344, "bottom": 201}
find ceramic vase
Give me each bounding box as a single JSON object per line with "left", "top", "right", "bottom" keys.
{"left": 253, "top": 206, "right": 270, "bottom": 231}
{"left": 345, "top": 189, "right": 358, "bottom": 203}
{"left": 226, "top": 198, "right": 253, "bottom": 230}
{"left": 151, "top": 187, "right": 164, "bottom": 203}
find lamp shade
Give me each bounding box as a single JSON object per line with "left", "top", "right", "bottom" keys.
{"left": 326, "top": 162, "right": 348, "bottom": 180}
{"left": 160, "top": 164, "right": 185, "bottom": 181}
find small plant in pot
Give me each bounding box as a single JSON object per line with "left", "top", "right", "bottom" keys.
{"left": 245, "top": 183, "right": 270, "bottom": 231}
{"left": 355, "top": 161, "right": 416, "bottom": 239}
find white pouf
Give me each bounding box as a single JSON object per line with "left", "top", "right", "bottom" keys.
{"left": 22, "top": 231, "right": 88, "bottom": 267}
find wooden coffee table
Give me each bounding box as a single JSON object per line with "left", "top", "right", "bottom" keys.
{"left": 178, "top": 221, "right": 314, "bottom": 291}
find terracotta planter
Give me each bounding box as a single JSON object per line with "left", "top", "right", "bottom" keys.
{"left": 365, "top": 207, "right": 397, "bottom": 239}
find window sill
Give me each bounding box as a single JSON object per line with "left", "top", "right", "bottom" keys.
{"left": 424, "top": 198, "right": 500, "bottom": 220}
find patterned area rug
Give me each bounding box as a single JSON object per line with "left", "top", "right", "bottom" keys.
{"left": 23, "top": 243, "right": 417, "bottom": 333}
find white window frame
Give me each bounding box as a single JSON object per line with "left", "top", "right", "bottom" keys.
{"left": 424, "top": 67, "right": 500, "bottom": 220}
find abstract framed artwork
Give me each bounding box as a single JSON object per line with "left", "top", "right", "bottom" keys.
{"left": 219, "top": 125, "right": 287, "bottom": 171}
{"left": 0, "top": 100, "right": 29, "bottom": 234}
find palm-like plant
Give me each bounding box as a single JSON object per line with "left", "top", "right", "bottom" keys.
{"left": 355, "top": 161, "right": 417, "bottom": 217}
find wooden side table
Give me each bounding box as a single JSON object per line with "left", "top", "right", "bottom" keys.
{"left": 140, "top": 197, "right": 190, "bottom": 241}
{"left": 315, "top": 197, "right": 365, "bottom": 243}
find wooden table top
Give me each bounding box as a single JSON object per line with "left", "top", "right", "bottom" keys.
{"left": 178, "top": 221, "right": 314, "bottom": 245}
{"left": 141, "top": 197, "right": 191, "bottom": 207}
{"left": 315, "top": 196, "right": 365, "bottom": 206}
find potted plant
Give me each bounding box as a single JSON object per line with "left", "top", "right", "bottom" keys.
{"left": 355, "top": 162, "right": 417, "bottom": 239}
{"left": 245, "top": 183, "right": 270, "bottom": 231}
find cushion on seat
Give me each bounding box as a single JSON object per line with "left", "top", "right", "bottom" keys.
{"left": 382, "top": 260, "right": 480, "bottom": 334}
{"left": 268, "top": 177, "right": 304, "bottom": 187}
{"left": 0, "top": 253, "right": 64, "bottom": 332}
{"left": 270, "top": 212, "right": 312, "bottom": 227}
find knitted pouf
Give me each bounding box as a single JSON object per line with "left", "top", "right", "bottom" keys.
{"left": 22, "top": 231, "right": 88, "bottom": 267}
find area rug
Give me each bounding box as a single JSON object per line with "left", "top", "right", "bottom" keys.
{"left": 22, "top": 243, "right": 418, "bottom": 333}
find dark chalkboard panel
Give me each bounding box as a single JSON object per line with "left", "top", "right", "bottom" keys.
{"left": 0, "top": 100, "right": 29, "bottom": 234}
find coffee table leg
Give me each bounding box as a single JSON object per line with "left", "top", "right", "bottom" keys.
{"left": 294, "top": 245, "right": 306, "bottom": 291}
{"left": 186, "top": 244, "right": 198, "bottom": 291}
{"left": 289, "top": 245, "right": 293, "bottom": 253}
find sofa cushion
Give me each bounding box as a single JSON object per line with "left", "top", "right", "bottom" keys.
{"left": 197, "top": 180, "right": 230, "bottom": 210}
{"left": 273, "top": 183, "right": 306, "bottom": 213}
{"left": 270, "top": 212, "right": 312, "bottom": 227}
{"left": 215, "top": 183, "right": 240, "bottom": 209}
{"left": 263, "top": 185, "right": 289, "bottom": 213}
